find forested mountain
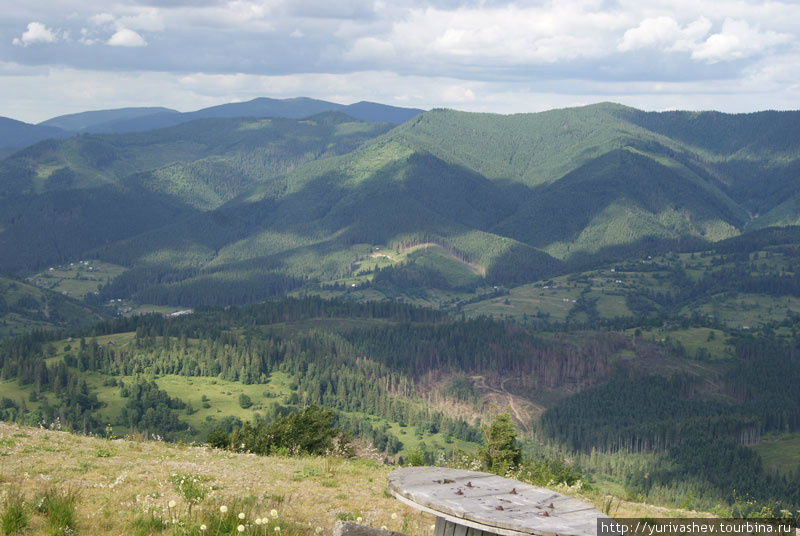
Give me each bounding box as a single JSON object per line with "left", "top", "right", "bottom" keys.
{"left": 38, "top": 106, "right": 180, "bottom": 133}
{"left": 0, "top": 112, "right": 393, "bottom": 273}
{"left": 31, "top": 97, "right": 424, "bottom": 135}
{"left": 1, "top": 102, "right": 799, "bottom": 307}
{"left": 1, "top": 100, "right": 800, "bottom": 523}
{"left": 0, "top": 116, "right": 67, "bottom": 153}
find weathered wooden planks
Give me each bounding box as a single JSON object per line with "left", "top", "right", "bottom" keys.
{"left": 388, "top": 467, "right": 604, "bottom": 536}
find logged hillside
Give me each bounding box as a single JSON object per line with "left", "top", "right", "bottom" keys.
{"left": 1, "top": 102, "right": 800, "bottom": 306}
{"left": 1, "top": 295, "right": 798, "bottom": 518}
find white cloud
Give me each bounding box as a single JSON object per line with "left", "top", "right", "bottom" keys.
{"left": 118, "top": 9, "right": 165, "bottom": 32}
{"left": 381, "top": 5, "right": 629, "bottom": 65}
{"left": 441, "top": 85, "right": 476, "bottom": 103}
{"left": 617, "top": 16, "right": 715, "bottom": 54}
{"left": 692, "top": 18, "right": 793, "bottom": 63}
{"left": 107, "top": 27, "right": 148, "bottom": 47}
{"left": 12, "top": 22, "right": 58, "bottom": 46}
{"left": 89, "top": 13, "right": 115, "bottom": 26}
{"left": 345, "top": 37, "right": 396, "bottom": 61}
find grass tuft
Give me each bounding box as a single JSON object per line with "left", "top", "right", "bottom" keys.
{"left": 1, "top": 487, "right": 28, "bottom": 534}
{"left": 35, "top": 485, "right": 80, "bottom": 536}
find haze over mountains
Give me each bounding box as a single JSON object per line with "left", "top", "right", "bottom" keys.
{"left": 0, "top": 97, "right": 424, "bottom": 154}
{"left": 1, "top": 98, "right": 799, "bottom": 307}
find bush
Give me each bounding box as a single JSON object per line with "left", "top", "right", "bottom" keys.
{"left": 207, "top": 428, "right": 230, "bottom": 449}
{"left": 238, "top": 393, "right": 253, "bottom": 409}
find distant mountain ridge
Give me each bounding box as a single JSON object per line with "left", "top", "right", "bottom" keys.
{"left": 32, "top": 97, "right": 424, "bottom": 136}
{"left": 0, "top": 116, "right": 68, "bottom": 151}
{"left": 1, "top": 101, "right": 799, "bottom": 306}
{"left": 39, "top": 107, "right": 179, "bottom": 132}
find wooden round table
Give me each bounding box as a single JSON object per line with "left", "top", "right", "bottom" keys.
{"left": 387, "top": 467, "right": 605, "bottom": 536}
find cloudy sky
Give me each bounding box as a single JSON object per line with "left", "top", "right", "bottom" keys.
{"left": 2, "top": 0, "right": 799, "bottom": 123}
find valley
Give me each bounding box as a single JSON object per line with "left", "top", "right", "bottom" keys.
{"left": 1, "top": 99, "right": 799, "bottom": 530}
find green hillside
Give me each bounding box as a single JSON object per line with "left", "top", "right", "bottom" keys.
{"left": 2, "top": 103, "right": 800, "bottom": 307}
{"left": 492, "top": 147, "right": 744, "bottom": 257}
{"left": 0, "top": 113, "right": 392, "bottom": 273}
{"left": 1, "top": 295, "right": 798, "bottom": 518}
{"left": 0, "top": 275, "right": 102, "bottom": 337}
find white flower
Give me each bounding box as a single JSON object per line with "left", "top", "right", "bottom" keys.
{"left": 200, "top": 524, "right": 207, "bottom": 531}
{"left": 381, "top": 527, "right": 387, "bottom": 530}
{"left": 391, "top": 513, "right": 398, "bottom": 520}
{"left": 357, "top": 517, "right": 363, "bottom": 523}
{"left": 220, "top": 505, "right": 228, "bottom": 513}
{"left": 238, "top": 524, "right": 245, "bottom": 532}
{"left": 270, "top": 509, "right": 278, "bottom": 518}
{"left": 275, "top": 527, "right": 281, "bottom": 533}
{"left": 239, "top": 512, "right": 246, "bottom": 520}
{"left": 168, "top": 500, "right": 176, "bottom": 508}
{"left": 256, "top": 518, "right": 263, "bottom": 525}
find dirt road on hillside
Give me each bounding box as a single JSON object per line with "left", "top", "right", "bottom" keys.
{"left": 470, "top": 374, "right": 542, "bottom": 433}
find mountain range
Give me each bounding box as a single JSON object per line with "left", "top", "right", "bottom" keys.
{"left": 1, "top": 99, "right": 799, "bottom": 306}
{"left": 0, "top": 97, "right": 424, "bottom": 156}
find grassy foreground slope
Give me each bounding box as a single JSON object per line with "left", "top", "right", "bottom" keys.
{"left": 0, "top": 422, "right": 704, "bottom": 535}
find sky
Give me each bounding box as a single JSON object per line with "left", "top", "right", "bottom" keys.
{"left": 2, "top": 0, "right": 799, "bottom": 123}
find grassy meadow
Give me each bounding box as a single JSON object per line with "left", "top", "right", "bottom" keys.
{"left": 0, "top": 422, "right": 712, "bottom": 536}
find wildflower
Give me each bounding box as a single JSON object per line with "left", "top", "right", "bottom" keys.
{"left": 256, "top": 518, "right": 263, "bottom": 525}
{"left": 275, "top": 527, "right": 281, "bottom": 533}
{"left": 381, "top": 527, "right": 387, "bottom": 530}
{"left": 238, "top": 524, "right": 245, "bottom": 532}
{"left": 270, "top": 509, "right": 278, "bottom": 518}
{"left": 391, "top": 513, "right": 398, "bottom": 520}
{"left": 357, "top": 517, "right": 363, "bottom": 523}
{"left": 239, "top": 512, "right": 246, "bottom": 520}
{"left": 200, "top": 525, "right": 207, "bottom": 531}
{"left": 220, "top": 505, "right": 228, "bottom": 513}
{"left": 168, "top": 500, "right": 177, "bottom": 508}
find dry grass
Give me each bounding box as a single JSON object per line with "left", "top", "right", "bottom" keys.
{"left": 0, "top": 422, "right": 714, "bottom": 535}
{"left": 0, "top": 422, "right": 431, "bottom": 535}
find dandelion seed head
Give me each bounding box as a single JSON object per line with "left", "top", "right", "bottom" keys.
{"left": 168, "top": 500, "right": 176, "bottom": 508}
{"left": 238, "top": 524, "right": 245, "bottom": 532}
{"left": 256, "top": 518, "right": 262, "bottom": 525}
{"left": 220, "top": 505, "right": 228, "bottom": 513}
{"left": 357, "top": 517, "right": 363, "bottom": 523}
{"left": 275, "top": 526, "right": 281, "bottom": 533}
{"left": 200, "top": 525, "right": 207, "bottom": 531}
{"left": 239, "top": 512, "right": 246, "bottom": 520}
{"left": 391, "top": 513, "right": 398, "bottom": 520}
{"left": 270, "top": 509, "right": 278, "bottom": 518}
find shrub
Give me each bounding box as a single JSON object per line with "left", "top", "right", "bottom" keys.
{"left": 238, "top": 393, "right": 253, "bottom": 409}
